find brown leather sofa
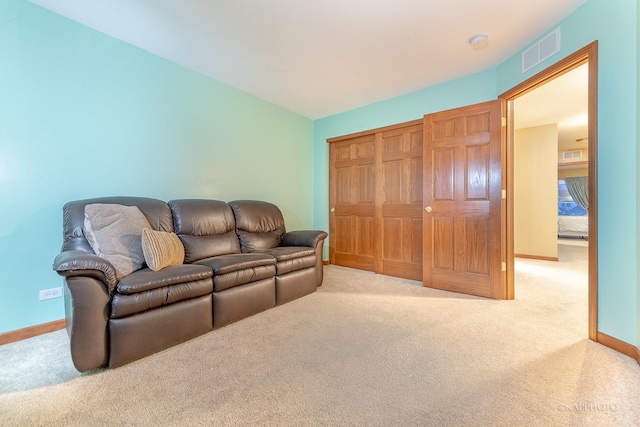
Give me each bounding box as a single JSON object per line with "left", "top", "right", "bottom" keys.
{"left": 53, "top": 197, "right": 327, "bottom": 372}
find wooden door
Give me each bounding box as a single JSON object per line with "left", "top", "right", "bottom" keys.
{"left": 423, "top": 100, "right": 504, "bottom": 298}
{"left": 377, "top": 124, "right": 423, "bottom": 280}
{"left": 329, "top": 134, "right": 376, "bottom": 271}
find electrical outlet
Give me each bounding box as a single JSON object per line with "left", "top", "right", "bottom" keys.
{"left": 39, "top": 287, "right": 63, "bottom": 301}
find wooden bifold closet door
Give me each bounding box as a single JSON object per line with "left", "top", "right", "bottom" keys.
{"left": 329, "top": 120, "right": 423, "bottom": 281}
{"left": 422, "top": 100, "right": 504, "bottom": 298}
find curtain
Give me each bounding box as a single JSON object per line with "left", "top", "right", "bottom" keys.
{"left": 564, "top": 176, "right": 589, "bottom": 212}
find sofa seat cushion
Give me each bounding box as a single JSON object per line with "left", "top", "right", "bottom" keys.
{"left": 213, "top": 265, "right": 276, "bottom": 292}
{"left": 275, "top": 255, "right": 317, "bottom": 275}
{"left": 194, "top": 253, "right": 277, "bottom": 292}
{"left": 259, "top": 246, "right": 317, "bottom": 275}
{"left": 116, "top": 264, "right": 212, "bottom": 294}
{"left": 194, "top": 253, "right": 275, "bottom": 275}
{"left": 111, "top": 265, "right": 213, "bottom": 318}
{"left": 261, "top": 246, "right": 315, "bottom": 261}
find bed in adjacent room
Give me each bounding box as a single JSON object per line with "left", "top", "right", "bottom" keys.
{"left": 558, "top": 215, "right": 588, "bottom": 239}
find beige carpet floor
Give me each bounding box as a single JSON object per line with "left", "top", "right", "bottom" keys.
{"left": 1, "top": 244, "right": 639, "bottom": 426}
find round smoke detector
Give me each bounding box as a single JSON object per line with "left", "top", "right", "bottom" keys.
{"left": 469, "top": 34, "right": 489, "bottom": 51}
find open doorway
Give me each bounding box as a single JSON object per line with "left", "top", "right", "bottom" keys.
{"left": 513, "top": 63, "right": 589, "bottom": 261}
{"left": 512, "top": 63, "right": 590, "bottom": 336}
{"left": 500, "top": 42, "right": 598, "bottom": 341}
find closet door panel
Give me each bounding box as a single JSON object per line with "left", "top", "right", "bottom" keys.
{"left": 329, "top": 120, "right": 423, "bottom": 280}
{"left": 423, "top": 101, "right": 503, "bottom": 298}
{"left": 330, "top": 136, "right": 375, "bottom": 271}
{"left": 378, "top": 125, "right": 423, "bottom": 281}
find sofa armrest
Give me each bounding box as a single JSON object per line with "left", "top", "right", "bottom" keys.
{"left": 281, "top": 230, "right": 328, "bottom": 249}
{"left": 53, "top": 251, "right": 118, "bottom": 294}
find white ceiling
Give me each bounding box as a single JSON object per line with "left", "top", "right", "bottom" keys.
{"left": 28, "top": 0, "right": 588, "bottom": 120}
{"left": 515, "top": 63, "right": 589, "bottom": 151}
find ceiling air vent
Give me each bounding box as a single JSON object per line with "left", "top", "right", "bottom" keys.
{"left": 522, "top": 28, "right": 561, "bottom": 73}
{"left": 562, "top": 150, "right": 582, "bottom": 161}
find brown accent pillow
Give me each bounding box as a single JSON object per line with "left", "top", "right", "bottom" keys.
{"left": 84, "top": 204, "right": 151, "bottom": 278}
{"left": 141, "top": 228, "right": 185, "bottom": 271}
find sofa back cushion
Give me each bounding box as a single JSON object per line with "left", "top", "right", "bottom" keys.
{"left": 228, "top": 200, "right": 285, "bottom": 252}
{"left": 62, "top": 197, "right": 173, "bottom": 253}
{"left": 169, "top": 199, "right": 241, "bottom": 262}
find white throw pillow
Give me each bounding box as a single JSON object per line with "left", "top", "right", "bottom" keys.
{"left": 84, "top": 204, "right": 152, "bottom": 278}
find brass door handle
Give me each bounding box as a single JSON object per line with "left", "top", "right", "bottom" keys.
{"left": 330, "top": 208, "right": 335, "bottom": 213}
{"left": 425, "top": 206, "right": 432, "bottom": 213}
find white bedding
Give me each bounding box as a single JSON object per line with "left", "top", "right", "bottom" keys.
{"left": 558, "top": 215, "right": 589, "bottom": 235}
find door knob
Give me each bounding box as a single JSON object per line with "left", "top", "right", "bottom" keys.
{"left": 330, "top": 208, "right": 335, "bottom": 213}
{"left": 425, "top": 206, "right": 432, "bottom": 212}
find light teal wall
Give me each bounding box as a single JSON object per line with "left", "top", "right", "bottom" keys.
{"left": 0, "top": 0, "right": 313, "bottom": 333}
{"left": 313, "top": 0, "right": 639, "bottom": 347}
{"left": 637, "top": 0, "right": 640, "bottom": 351}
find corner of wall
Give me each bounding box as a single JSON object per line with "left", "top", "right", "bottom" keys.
{"left": 636, "top": 0, "right": 640, "bottom": 351}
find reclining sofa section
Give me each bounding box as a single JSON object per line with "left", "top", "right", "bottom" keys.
{"left": 53, "top": 197, "right": 327, "bottom": 372}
